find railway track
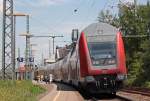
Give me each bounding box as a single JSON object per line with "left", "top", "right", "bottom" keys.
{"left": 80, "top": 89, "right": 133, "bottom": 101}
{"left": 121, "top": 87, "right": 150, "bottom": 97}
{"left": 88, "top": 94, "right": 132, "bottom": 101}
{"left": 115, "top": 87, "right": 150, "bottom": 101}
{"left": 85, "top": 87, "right": 150, "bottom": 101}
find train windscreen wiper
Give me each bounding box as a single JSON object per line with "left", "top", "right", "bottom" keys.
{"left": 103, "top": 53, "right": 112, "bottom": 65}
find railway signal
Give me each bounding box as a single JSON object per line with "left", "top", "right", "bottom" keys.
{"left": 17, "top": 57, "right": 34, "bottom": 62}
{"left": 29, "top": 57, "right": 34, "bottom": 62}
{"left": 17, "top": 57, "right": 24, "bottom": 62}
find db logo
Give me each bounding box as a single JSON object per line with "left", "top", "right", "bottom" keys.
{"left": 102, "top": 70, "right": 107, "bottom": 74}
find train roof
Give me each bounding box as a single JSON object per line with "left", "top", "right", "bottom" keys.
{"left": 82, "top": 22, "right": 119, "bottom": 42}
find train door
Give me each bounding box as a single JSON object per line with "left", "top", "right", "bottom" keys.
{"left": 68, "top": 60, "right": 72, "bottom": 82}
{"left": 60, "top": 60, "right": 63, "bottom": 80}
{"left": 70, "top": 45, "right": 78, "bottom": 83}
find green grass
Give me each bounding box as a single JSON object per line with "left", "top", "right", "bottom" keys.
{"left": 0, "top": 80, "right": 46, "bottom": 101}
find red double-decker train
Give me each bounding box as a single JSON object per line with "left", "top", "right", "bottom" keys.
{"left": 48, "top": 22, "right": 127, "bottom": 94}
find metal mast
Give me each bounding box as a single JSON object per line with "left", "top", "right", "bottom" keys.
{"left": 49, "top": 39, "right": 51, "bottom": 58}
{"left": 25, "top": 15, "right": 30, "bottom": 68}
{"left": 2, "top": 0, "right": 15, "bottom": 80}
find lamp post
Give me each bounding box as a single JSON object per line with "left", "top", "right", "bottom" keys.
{"left": 30, "top": 44, "right": 37, "bottom": 80}
{"left": 49, "top": 39, "right": 51, "bottom": 58}
{"left": 10, "top": 13, "right": 29, "bottom": 80}
{"left": 20, "top": 33, "right": 31, "bottom": 80}
{"left": 26, "top": 15, "right": 30, "bottom": 69}
{"left": 15, "top": 13, "right": 30, "bottom": 80}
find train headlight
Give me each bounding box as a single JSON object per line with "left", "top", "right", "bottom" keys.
{"left": 92, "top": 61, "right": 99, "bottom": 65}
{"left": 117, "top": 74, "right": 127, "bottom": 80}
{"left": 108, "top": 59, "right": 115, "bottom": 64}
{"left": 85, "top": 76, "right": 95, "bottom": 82}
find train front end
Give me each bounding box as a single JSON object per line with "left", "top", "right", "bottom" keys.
{"left": 79, "top": 23, "right": 127, "bottom": 94}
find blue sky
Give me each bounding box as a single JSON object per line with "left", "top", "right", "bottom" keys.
{"left": 0, "top": 0, "right": 148, "bottom": 66}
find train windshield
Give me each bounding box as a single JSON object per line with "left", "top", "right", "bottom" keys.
{"left": 88, "top": 42, "right": 116, "bottom": 67}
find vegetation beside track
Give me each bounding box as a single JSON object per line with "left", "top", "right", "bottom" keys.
{"left": 0, "top": 80, "right": 46, "bottom": 101}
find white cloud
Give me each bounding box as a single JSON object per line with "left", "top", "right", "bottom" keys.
{"left": 16, "top": 0, "right": 70, "bottom": 7}
{"left": 36, "top": 0, "right": 67, "bottom": 5}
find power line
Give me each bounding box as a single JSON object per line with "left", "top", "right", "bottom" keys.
{"left": 51, "top": 0, "right": 87, "bottom": 29}
{"left": 123, "top": 35, "right": 150, "bottom": 38}
{"left": 26, "top": 34, "right": 64, "bottom": 54}
{"left": 77, "top": 0, "right": 97, "bottom": 30}
{"left": 91, "top": 0, "right": 96, "bottom": 8}
{"left": 30, "top": 16, "right": 59, "bottom": 33}
{"left": 74, "top": 0, "right": 85, "bottom": 12}
{"left": 15, "top": 0, "right": 60, "bottom": 34}
{"left": 102, "top": 0, "right": 113, "bottom": 11}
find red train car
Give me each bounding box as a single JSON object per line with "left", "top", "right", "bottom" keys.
{"left": 49, "top": 22, "right": 127, "bottom": 94}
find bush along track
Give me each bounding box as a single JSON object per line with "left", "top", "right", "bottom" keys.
{"left": 0, "top": 80, "right": 46, "bottom": 101}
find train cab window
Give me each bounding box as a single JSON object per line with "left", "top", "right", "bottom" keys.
{"left": 88, "top": 42, "right": 116, "bottom": 66}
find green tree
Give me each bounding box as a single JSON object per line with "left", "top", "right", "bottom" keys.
{"left": 97, "top": 10, "right": 119, "bottom": 27}
{"left": 121, "top": 3, "right": 150, "bottom": 87}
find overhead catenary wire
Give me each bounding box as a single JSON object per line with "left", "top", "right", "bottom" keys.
{"left": 28, "top": 1, "right": 88, "bottom": 34}
{"left": 14, "top": 0, "right": 59, "bottom": 34}
{"left": 32, "top": 0, "right": 88, "bottom": 32}
{"left": 52, "top": 0, "right": 86, "bottom": 29}
{"left": 73, "top": 0, "right": 85, "bottom": 13}
{"left": 30, "top": 16, "right": 59, "bottom": 33}
{"left": 102, "top": 0, "right": 112, "bottom": 11}
{"left": 102, "top": 0, "right": 118, "bottom": 15}
{"left": 78, "top": 0, "right": 97, "bottom": 30}
{"left": 45, "top": 0, "right": 90, "bottom": 32}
